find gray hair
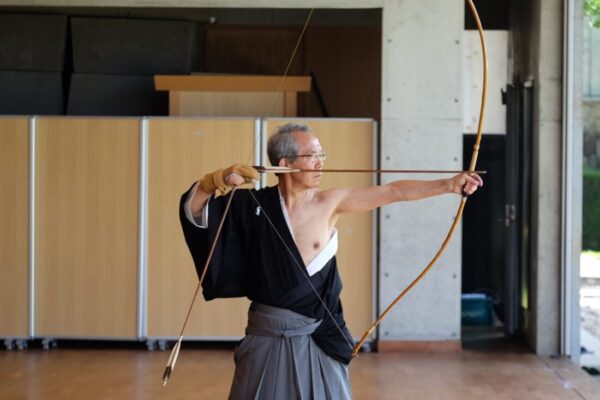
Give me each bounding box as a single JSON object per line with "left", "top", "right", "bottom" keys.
{"left": 267, "top": 123, "right": 312, "bottom": 166}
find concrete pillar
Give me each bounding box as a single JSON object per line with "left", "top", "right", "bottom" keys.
{"left": 378, "top": 0, "right": 464, "bottom": 347}
{"left": 528, "top": 0, "right": 563, "bottom": 356}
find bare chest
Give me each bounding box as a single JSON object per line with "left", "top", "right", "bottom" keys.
{"left": 286, "top": 206, "right": 334, "bottom": 265}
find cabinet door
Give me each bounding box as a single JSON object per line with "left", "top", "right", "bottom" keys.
{"left": 0, "top": 118, "right": 30, "bottom": 337}
{"left": 35, "top": 118, "right": 140, "bottom": 338}
{"left": 263, "top": 119, "right": 376, "bottom": 337}
{"left": 146, "top": 118, "right": 255, "bottom": 338}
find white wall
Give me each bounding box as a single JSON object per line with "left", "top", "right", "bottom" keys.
{"left": 583, "top": 16, "right": 600, "bottom": 98}
{"left": 464, "top": 31, "right": 508, "bottom": 134}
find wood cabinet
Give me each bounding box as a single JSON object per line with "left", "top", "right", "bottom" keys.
{"left": 0, "top": 118, "right": 30, "bottom": 338}
{"left": 1, "top": 116, "right": 375, "bottom": 343}
{"left": 34, "top": 118, "right": 140, "bottom": 338}
{"left": 146, "top": 118, "right": 256, "bottom": 338}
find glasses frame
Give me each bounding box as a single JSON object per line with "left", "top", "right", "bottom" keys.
{"left": 288, "top": 152, "right": 327, "bottom": 162}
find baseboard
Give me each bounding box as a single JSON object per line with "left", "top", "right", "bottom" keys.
{"left": 377, "top": 340, "right": 462, "bottom": 353}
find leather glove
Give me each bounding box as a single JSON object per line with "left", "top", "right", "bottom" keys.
{"left": 199, "top": 164, "right": 259, "bottom": 196}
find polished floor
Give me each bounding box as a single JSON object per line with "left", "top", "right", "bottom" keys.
{"left": 2, "top": 340, "right": 600, "bottom": 400}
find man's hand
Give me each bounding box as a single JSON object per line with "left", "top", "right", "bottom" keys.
{"left": 449, "top": 172, "right": 483, "bottom": 196}
{"left": 223, "top": 164, "right": 259, "bottom": 187}
{"left": 199, "top": 164, "right": 259, "bottom": 195}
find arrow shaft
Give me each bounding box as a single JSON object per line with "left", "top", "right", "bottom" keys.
{"left": 253, "top": 166, "right": 486, "bottom": 174}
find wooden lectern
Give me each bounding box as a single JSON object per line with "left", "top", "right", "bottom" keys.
{"left": 154, "top": 75, "right": 311, "bottom": 117}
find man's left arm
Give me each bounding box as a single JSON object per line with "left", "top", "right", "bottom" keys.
{"left": 331, "top": 173, "right": 483, "bottom": 215}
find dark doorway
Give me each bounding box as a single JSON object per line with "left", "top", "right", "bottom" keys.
{"left": 461, "top": 84, "right": 533, "bottom": 345}
{"left": 462, "top": 134, "right": 506, "bottom": 341}
{"left": 503, "top": 84, "right": 533, "bottom": 338}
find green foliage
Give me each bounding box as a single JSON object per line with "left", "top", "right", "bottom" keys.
{"left": 586, "top": 0, "right": 600, "bottom": 28}
{"left": 585, "top": 167, "right": 600, "bottom": 177}
{"left": 583, "top": 169, "right": 600, "bottom": 250}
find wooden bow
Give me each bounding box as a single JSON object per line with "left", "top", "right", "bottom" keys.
{"left": 351, "top": 0, "right": 488, "bottom": 356}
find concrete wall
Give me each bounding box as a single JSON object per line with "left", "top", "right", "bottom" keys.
{"left": 378, "top": 0, "right": 464, "bottom": 343}
{"left": 531, "top": 0, "right": 563, "bottom": 356}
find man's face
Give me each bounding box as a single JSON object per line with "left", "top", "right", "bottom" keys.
{"left": 288, "top": 132, "right": 324, "bottom": 188}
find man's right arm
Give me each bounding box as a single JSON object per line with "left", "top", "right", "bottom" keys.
{"left": 190, "top": 184, "right": 211, "bottom": 219}
{"left": 181, "top": 182, "right": 210, "bottom": 228}
{"left": 189, "top": 164, "right": 260, "bottom": 219}
{"left": 179, "top": 164, "right": 259, "bottom": 299}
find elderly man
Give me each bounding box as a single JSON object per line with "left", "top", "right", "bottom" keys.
{"left": 180, "top": 123, "right": 483, "bottom": 400}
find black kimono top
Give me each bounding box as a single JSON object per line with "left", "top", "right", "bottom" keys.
{"left": 179, "top": 184, "right": 354, "bottom": 364}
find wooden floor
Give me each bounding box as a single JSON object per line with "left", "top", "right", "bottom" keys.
{"left": 2, "top": 341, "right": 600, "bottom": 400}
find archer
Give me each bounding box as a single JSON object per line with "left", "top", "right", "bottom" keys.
{"left": 180, "top": 122, "right": 483, "bottom": 399}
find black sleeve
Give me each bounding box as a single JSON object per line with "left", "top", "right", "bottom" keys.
{"left": 179, "top": 185, "right": 253, "bottom": 300}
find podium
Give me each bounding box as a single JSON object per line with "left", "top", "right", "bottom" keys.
{"left": 154, "top": 74, "right": 311, "bottom": 117}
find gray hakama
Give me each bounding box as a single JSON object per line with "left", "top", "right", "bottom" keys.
{"left": 229, "top": 302, "right": 352, "bottom": 400}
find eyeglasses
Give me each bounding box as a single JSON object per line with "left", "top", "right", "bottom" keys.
{"left": 292, "top": 152, "right": 327, "bottom": 162}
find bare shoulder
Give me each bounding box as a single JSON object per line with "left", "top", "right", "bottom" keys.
{"left": 319, "top": 184, "right": 393, "bottom": 216}
{"left": 315, "top": 187, "right": 352, "bottom": 205}
{"left": 313, "top": 188, "right": 352, "bottom": 227}
{"left": 314, "top": 188, "right": 355, "bottom": 216}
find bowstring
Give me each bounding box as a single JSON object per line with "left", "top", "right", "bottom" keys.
{"left": 245, "top": 8, "right": 314, "bottom": 167}
{"left": 265, "top": 8, "right": 314, "bottom": 118}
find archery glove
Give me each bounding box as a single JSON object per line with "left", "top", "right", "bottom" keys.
{"left": 199, "top": 164, "right": 259, "bottom": 196}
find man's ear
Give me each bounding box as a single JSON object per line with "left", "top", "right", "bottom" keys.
{"left": 278, "top": 158, "right": 288, "bottom": 168}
